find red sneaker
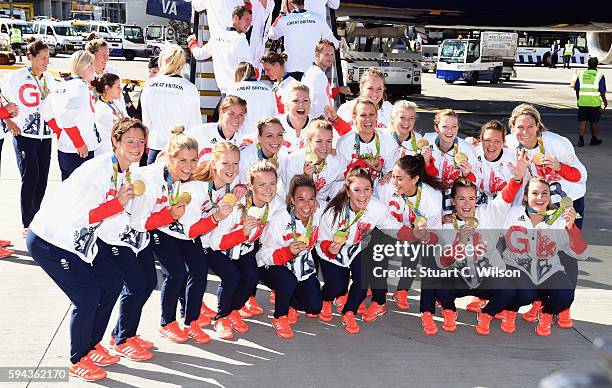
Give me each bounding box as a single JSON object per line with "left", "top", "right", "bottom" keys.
{"left": 269, "top": 290, "right": 276, "bottom": 304}
{"left": 466, "top": 297, "right": 488, "bottom": 312}
{"left": 341, "top": 311, "right": 360, "bottom": 334}
{"left": 200, "top": 302, "right": 218, "bottom": 319}
{"left": 187, "top": 321, "right": 211, "bottom": 344}
{"left": 68, "top": 356, "right": 106, "bottom": 382}
{"left": 475, "top": 312, "right": 494, "bottom": 335}
{"left": 214, "top": 317, "right": 234, "bottom": 340}
{"left": 196, "top": 313, "right": 211, "bottom": 328}
{"left": 334, "top": 294, "right": 347, "bottom": 313}
{"left": 557, "top": 308, "right": 573, "bottom": 329}
{"left": 229, "top": 310, "right": 249, "bottom": 333}
{"left": 88, "top": 344, "right": 120, "bottom": 366}
{"left": 494, "top": 310, "right": 506, "bottom": 320}
{"left": 238, "top": 305, "right": 254, "bottom": 319}
{"left": 536, "top": 312, "right": 553, "bottom": 336}
{"left": 245, "top": 296, "right": 264, "bottom": 316}
{"left": 393, "top": 290, "right": 410, "bottom": 310}
{"left": 501, "top": 311, "right": 517, "bottom": 334}
{"left": 319, "top": 301, "right": 333, "bottom": 322}
{"left": 0, "top": 239, "right": 11, "bottom": 247}
{"left": 362, "top": 302, "right": 386, "bottom": 323}
{"left": 288, "top": 307, "right": 300, "bottom": 324}
{"left": 357, "top": 301, "right": 367, "bottom": 314}
{"left": 159, "top": 321, "right": 189, "bottom": 343}
{"left": 131, "top": 335, "right": 154, "bottom": 350}
{"left": 441, "top": 309, "right": 457, "bottom": 332}
{"left": 114, "top": 339, "right": 154, "bottom": 361}
{"left": 0, "top": 247, "right": 14, "bottom": 259}
{"left": 420, "top": 312, "right": 438, "bottom": 335}
{"left": 272, "top": 316, "right": 294, "bottom": 339}
{"left": 523, "top": 300, "right": 542, "bottom": 323}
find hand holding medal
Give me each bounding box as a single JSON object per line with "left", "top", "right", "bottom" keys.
{"left": 561, "top": 197, "right": 577, "bottom": 228}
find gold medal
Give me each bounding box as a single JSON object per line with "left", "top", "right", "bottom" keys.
{"left": 305, "top": 151, "right": 319, "bottom": 164}
{"left": 223, "top": 193, "right": 237, "bottom": 206}
{"left": 333, "top": 231, "right": 348, "bottom": 245}
{"left": 464, "top": 217, "right": 479, "bottom": 229}
{"left": 132, "top": 180, "right": 146, "bottom": 196}
{"left": 454, "top": 152, "right": 468, "bottom": 164}
{"left": 416, "top": 139, "right": 429, "bottom": 149}
{"left": 532, "top": 152, "right": 544, "bottom": 166}
{"left": 296, "top": 235, "right": 309, "bottom": 244}
{"left": 247, "top": 206, "right": 262, "bottom": 219}
{"left": 413, "top": 216, "right": 427, "bottom": 228}
{"left": 177, "top": 192, "right": 192, "bottom": 205}
{"left": 560, "top": 196, "right": 573, "bottom": 209}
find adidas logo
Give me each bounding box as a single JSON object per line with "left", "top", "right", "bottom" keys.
{"left": 519, "top": 215, "right": 526, "bottom": 221}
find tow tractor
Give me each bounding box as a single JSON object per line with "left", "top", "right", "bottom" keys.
{"left": 436, "top": 31, "right": 518, "bottom": 85}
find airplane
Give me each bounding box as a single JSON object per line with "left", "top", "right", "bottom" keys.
{"left": 335, "top": 0, "right": 612, "bottom": 64}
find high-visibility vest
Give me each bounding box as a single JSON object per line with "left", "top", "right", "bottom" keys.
{"left": 577, "top": 69, "right": 603, "bottom": 107}
{"left": 10, "top": 27, "right": 22, "bottom": 44}
{"left": 564, "top": 43, "right": 574, "bottom": 56}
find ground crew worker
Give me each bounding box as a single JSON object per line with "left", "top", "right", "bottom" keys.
{"left": 563, "top": 40, "right": 574, "bottom": 69}
{"left": 575, "top": 57, "right": 607, "bottom": 146}
{"left": 10, "top": 25, "right": 22, "bottom": 62}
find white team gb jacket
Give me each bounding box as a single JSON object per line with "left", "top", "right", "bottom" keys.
{"left": 1, "top": 68, "right": 57, "bottom": 139}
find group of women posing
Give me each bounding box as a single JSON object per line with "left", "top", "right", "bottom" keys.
{"left": 8, "top": 41, "right": 588, "bottom": 383}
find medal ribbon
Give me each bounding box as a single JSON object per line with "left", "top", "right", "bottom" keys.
{"left": 339, "top": 202, "right": 365, "bottom": 233}
{"left": 164, "top": 167, "right": 180, "bottom": 206}
{"left": 28, "top": 67, "right": 48, "bottom": 100}
{"left": 246, "top": 191, "right": 270, "bottom": 225}
{"left": 208, "top": 182, "right": 231, "bottom": 208}
{"left": 111, "top": 154, "right": 131, "bottom": 192}
{"left": 527, "top": 206, "right": 562, "bottom": 225}
{"left": 393, "top": 131, "right": 418, "bottom": 153}
{"left": 402, "top": 182, "right": 423, "bottom": 218}
{"left": 290, "top": 207, "right": 314, "bottom": 242}
{"left": 257, "top": 143, "right": 278, "bottom": 162}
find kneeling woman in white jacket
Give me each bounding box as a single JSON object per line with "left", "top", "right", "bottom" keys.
{"left": 257, "top": 175, "right": 323, "bottom": 339}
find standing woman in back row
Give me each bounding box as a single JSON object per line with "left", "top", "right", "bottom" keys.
{"left": 53, "top": 50, "right": 102, "bottom": 180}
{"left": 141, "top": 44, "right": 202, "bottom": 164}
{"left": 1, "top": 39, "right": 57, "bottom": 235}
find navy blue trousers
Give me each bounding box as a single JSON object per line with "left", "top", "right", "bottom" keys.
{"left": 0, "top": 138, "right": 4, "bottom": 172}
{"left": 507, "top": 269, "right": 574, "bottom": 315}
{"left": 58, "top": 150, "right": 94, "bottom": 181}
{"left": 207, "top": 249, "right": 260, "bottom": 319}
{"left": 97, "top": 239, "right": 157, "bottom": 345}
{"left": 13, "top": 137, "right": 51, "bottom": 228}
{"left": 26, "top": 232, "right": 122, "bottom": 364}
{"left": 259, "top": 265, "right": 322, "bottom": 318}
{"left": 318, "top": 251, "right": 366, "bottom": 314}
{"left": 436, "top": 276, "right": 516, "bottom": 316}
{"left": 150, "top": 231, "right": 207, "bottom": 326}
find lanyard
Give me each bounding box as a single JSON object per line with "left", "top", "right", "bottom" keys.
{"left": 208, "top": 182, "right": 231, "bottom": 207}
{"left": 28, "top": 67, "right": 48, "bottom": 100}
{"left": 111, "top": 154, "right": 131, "bottom": 192}
{"left": 355, "top": 131, "right": 381, "bottom": 160}
{"left": 340, "top": 202, "right": 365, "bottom": 233}
{"left": 100, "top": 96, "right": 123, "bottom": 119}
{"left": 527, "top": 206, "right": 562, "bottom": 225}
{"left": 393, "top": 131, "right": 418, "bottom": 153}
{"left": 290, "top": 207, "right": 314, "bottom": 242}
{"left": 164, "top": 167, "right": 180, "bottom": 206}
{"left": 402, "top": 182, "right": 422, "bottom": 217}
{"left": 257, "top": 143, "right": 278, "bottom": 162}
{"left": 246, "top": 191, "right": 270, "bottom": 225}
{"left": 537, "top": 135, "right": 545, "bottom": 154}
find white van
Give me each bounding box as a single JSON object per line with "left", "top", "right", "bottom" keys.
{"left": 89, "top": 22, "right": 147, "bottom": 60}
{"left": 0, "top": 18, "right": 36, "bottom": 50}
{"left": 32, "top": 21, "right": 83, "bottom": 56}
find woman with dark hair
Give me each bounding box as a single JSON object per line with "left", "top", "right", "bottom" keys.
{"left": 93, "top": 73, "right": 127, "bottom": 156}
{"left": 315, "top": 167, "right": 410, "bottom": 335}
{"left": 25, "top": 115, "right": 148, "bottom": 381}
{"left": 367, "top": 154, "right": 443, "bottom": 321}
{"left": 431, "top": 150, "right": 528, "bottom": 336}
{"left": 261, "top": 51, "right": 296, "bottom": 114}
{"left": 1, "top": 39, "right": 56, "bottom": 236}
{"left": 500, "top": 176, "right": 587, "bottom": 336}
{"left": 257, "top": 174, "right": 323, "bottom": 339}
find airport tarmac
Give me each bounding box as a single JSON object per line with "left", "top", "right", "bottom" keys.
{"left": 0, "top": 59, "right": 610, "bottom": 387}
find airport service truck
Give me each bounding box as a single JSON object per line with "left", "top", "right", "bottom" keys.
{"left": 436, "top": 31, "right": 518, "bottom": 85}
